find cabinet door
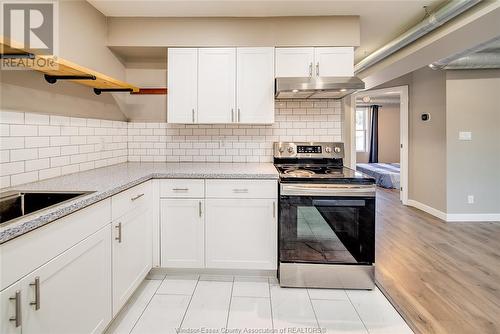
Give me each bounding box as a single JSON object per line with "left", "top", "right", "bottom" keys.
{"left": 198, "top": 48, "right": 236, "bottom": 123}
{"left": 0, "top": 282, "right": 22, "bottom": 334}
{"left": 314, "top": 47, "right": 354, "bottom": 77}
{"left": 275, "top": 47, "right": 314, "bottom": 77}
{"left": 161, "top": 199, "right": 204, "bottom": 268}
{"left": 236, "top": 47, "right": 275, "bottom": 124}
{"left": 22, "top": 226, "right": 112, "bottom": 334}
{"left": 112, "top": 208, "right": 152, "bottom": 315}
{"left": 205, "top": 199, "right": 277, "bottom": 270}
{"left": 167, "top": 48, "right": 198, "bottom": 123}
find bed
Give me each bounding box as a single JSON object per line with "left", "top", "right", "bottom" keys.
{"left": 356, "top": 163, "right": 400, "bottom": 189}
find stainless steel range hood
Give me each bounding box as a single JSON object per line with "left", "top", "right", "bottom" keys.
{"left": 275, "top": 76, "right": 365, "bottom": 99}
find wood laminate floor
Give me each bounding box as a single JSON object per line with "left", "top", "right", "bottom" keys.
{"left": 376, "top": 188, "right": 500, "bottom": 334}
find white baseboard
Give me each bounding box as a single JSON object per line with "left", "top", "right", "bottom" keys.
{"left": 407, "top": 200, "right": 447, "bottom": 221}
{"left": 446, "top": 213, "right": 500, "bottom": 222}
{"left": 407, "top": 200, "right": 500, "bottom": 222}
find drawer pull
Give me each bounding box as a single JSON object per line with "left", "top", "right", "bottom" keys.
{"left": 232, "top": 188, "right": 249, "bottom": 193}
{"left": 30, "top": 276, "right": 41, "bottom": 310}
{"left": 131, "top": 193, "right": 144, "bottom": 201}
{"left": 9, "top": 290, "right": 21, "bottom": 327}
{"left": 173, "top": 188, "right": 189, "bottom": 192}
{"left": 115, "top": 222, "right": 122, "bottom": 243}
{"left": 199, "top": 201, "right": 202, "bottom": 217}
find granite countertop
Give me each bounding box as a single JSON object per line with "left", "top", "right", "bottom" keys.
{"left": 0, "top": 162, "right": 279, "bottom": 244}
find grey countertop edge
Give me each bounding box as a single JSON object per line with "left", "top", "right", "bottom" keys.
{"left": 0, "top": 172, "right": 278, "bottom": 245}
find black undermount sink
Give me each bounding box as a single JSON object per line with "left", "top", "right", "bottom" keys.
{"left": 0, "top": 191, "right": 94, "bottom": 225}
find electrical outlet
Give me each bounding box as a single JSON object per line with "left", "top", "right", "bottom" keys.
{"left": 467, "top": 195, "right": 474, "bottom": 204}
{"left": 459, "top": 131, "right": 472, "bottom": 141}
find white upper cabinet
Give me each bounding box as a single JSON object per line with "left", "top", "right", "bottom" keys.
{"left": 275, "top": 47, "right": 315, "bottom": 77}
{"left": 314, "top": 47, "right": 354, "bottom": 76}
{"left": 275, "top": 47, "right": 354, "bottom": 77}
{"left": 168, "top": 48, "right": 198, "bottom": 123}
{"left": 236, "top": 47, "right": 275, "bottom": 124}
{"left": 167, "top": 47, "right": 274, "bottom": 124}
{"left": 198, "top": 48, "right": 236, "bottom": 124}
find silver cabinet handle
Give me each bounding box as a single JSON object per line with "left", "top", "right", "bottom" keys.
{"left": 309, "top": 62, "right": 313, "bottom": 77}
{"left": 30, "top": 276, "right": 41, "bottom": 310}
{"left": 115, "top": 222, "right": 122, "bottom": 243}
{"left": 238, "top": 108, "right": 241, "bottom": 123}
{"left": 192, "top": 109, "right": 195, "bottom": 123}
{"left": 273, "top": 201, "right": 276, "bottom": 218}
{"left": 172, "top": 188, "right": 189, "bottom": 192}
{"left": 232, "top": 188, "right": 249, "bottom": 193}
{"left": 9, "top": 290, "right": 21, "bottom": 328}
{"left": 316, "top": 62, "right": 319, "bottom": 76}
{"left": 199, "top": 201, "right": 202, "bottom": 218}
{"left": 131, "top": 193, "right": 144, "bottom": 201}
{"left": 231, "top": 108, "right": 234, "bottom": 122}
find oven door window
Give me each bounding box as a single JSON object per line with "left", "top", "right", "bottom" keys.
{"left": 279, "top": 196, "right": 375, "bottom": 265}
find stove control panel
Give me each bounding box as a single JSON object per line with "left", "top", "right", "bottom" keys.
{"left": 273, "top": 142, "right": 344, "bottom": 159}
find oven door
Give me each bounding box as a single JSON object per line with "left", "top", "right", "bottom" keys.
{"left": 279, "top": 183, "right": 375, "bottom": 266}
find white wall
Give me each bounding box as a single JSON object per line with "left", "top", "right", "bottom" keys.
{"left": 378, "top": 104, "right": 400, "bottom": 163}
{"left": 107, "top": 16, "right": 360, "bottom": 48}
{"left": 446, "top": 69, "right": 500, "bottom": 215}
{"left": 0, "top": 0, "right": 128, "bottom": 121}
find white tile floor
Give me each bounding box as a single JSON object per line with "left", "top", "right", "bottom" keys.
{"left": 105, "top": 274, "right": 413, "bottom": 334}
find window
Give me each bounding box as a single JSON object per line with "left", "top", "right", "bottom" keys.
{"left": 356, "top": 108, "right": 368, "bottom": 152}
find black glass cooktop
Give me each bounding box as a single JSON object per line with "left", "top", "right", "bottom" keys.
{"left": 274, "top": 164, "right": 375, "bottom": 184}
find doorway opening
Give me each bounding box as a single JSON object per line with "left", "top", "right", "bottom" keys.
{"left": 350, "top": 86, "right": 409, "bottom": 204}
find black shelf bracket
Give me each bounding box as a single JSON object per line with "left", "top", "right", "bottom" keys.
{"left": 0, "top": 52, "right": 35, "bottom": 59}
{"left": 44, "top": 74, "right": 96, "bottom": 84}
{"left": 94, "top": 88, "right": 133, "bottom": 95}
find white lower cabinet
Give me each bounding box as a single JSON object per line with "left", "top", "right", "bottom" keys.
{"left": 22, "top": 225, "right": 112, "bottom": 334}
{"left": 161, "top": 199, "right": 205, "bottom": 268}
{"left": 205, "top": 199, "right": 277, "bottom": 270}
{"left": 112, "top": 207, "right": 152, "bottom": 316}
{"left": 0, "top": 226, "right": 112, "bottom": 334}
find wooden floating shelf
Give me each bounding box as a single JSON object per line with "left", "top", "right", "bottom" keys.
{"left": 1, "top": 36, "right": 139, "bottom": 94}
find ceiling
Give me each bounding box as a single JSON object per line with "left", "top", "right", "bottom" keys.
{"left": 87, "top": 0, "right": 445, "bottom": 62}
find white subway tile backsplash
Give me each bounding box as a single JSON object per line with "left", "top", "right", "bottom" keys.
{"left": 0, "top": 111, "right": 128, "bottom": 188}
{"left": 25, "top": 136, "right": 50, "bottom": 148}
{"left": 50, "top": 115, "right": 70, "bottom": 126}
{"left": 39, "top": 125, "right": 61, "bottom": 136}
{"left": 10, "top": 148, "right": 38, "bottom": 162}
{"left": 1, "top": 100, "right": 342, "bottom": 188}
{"left": 25, "top": 113, "right": 50, "bottom": 125}
{"left": 25, "top": 158, "right": 50, "bottom": 172}
{"left": 0, "top": 161, "right": 24, "bottom": 176}
{"left": 127, "top": 99, "right": 342, "bottom": 162}
{"left": 11, "top": 171, "right": 39, "bottom": 186}
{"left": 0, "top": 137, "right": 24, "bottom": 150}
{"left": 39, "top": 167, "right": 61, "bottom": 180}
{"left": 0, "top": 111, "right": 24, "bottom": 124}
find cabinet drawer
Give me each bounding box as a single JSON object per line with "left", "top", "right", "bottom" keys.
{"left": 160, "top": 179, "right": 205, "bottom": 198}
{"left": 112, "top": 181, "right": 151, "bottom": 221}
{"left": 206, "top": 179, "right": 277, "bottom": 199}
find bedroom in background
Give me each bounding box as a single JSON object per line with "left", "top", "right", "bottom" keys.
{"left": 352, "top": 86, "right": 409, "bottom": 204}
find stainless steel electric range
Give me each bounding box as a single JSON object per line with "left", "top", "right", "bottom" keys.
{"left": 274, "top": 142, "right": 376, "bottom": 290}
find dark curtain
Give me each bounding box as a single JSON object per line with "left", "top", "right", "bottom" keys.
{"left": 368, "top": 105, "right": 379, "bottom": 163}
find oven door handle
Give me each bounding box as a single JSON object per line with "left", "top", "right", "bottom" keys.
{"left": 281, "top": 184, "right": 376, "bottom": 197}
